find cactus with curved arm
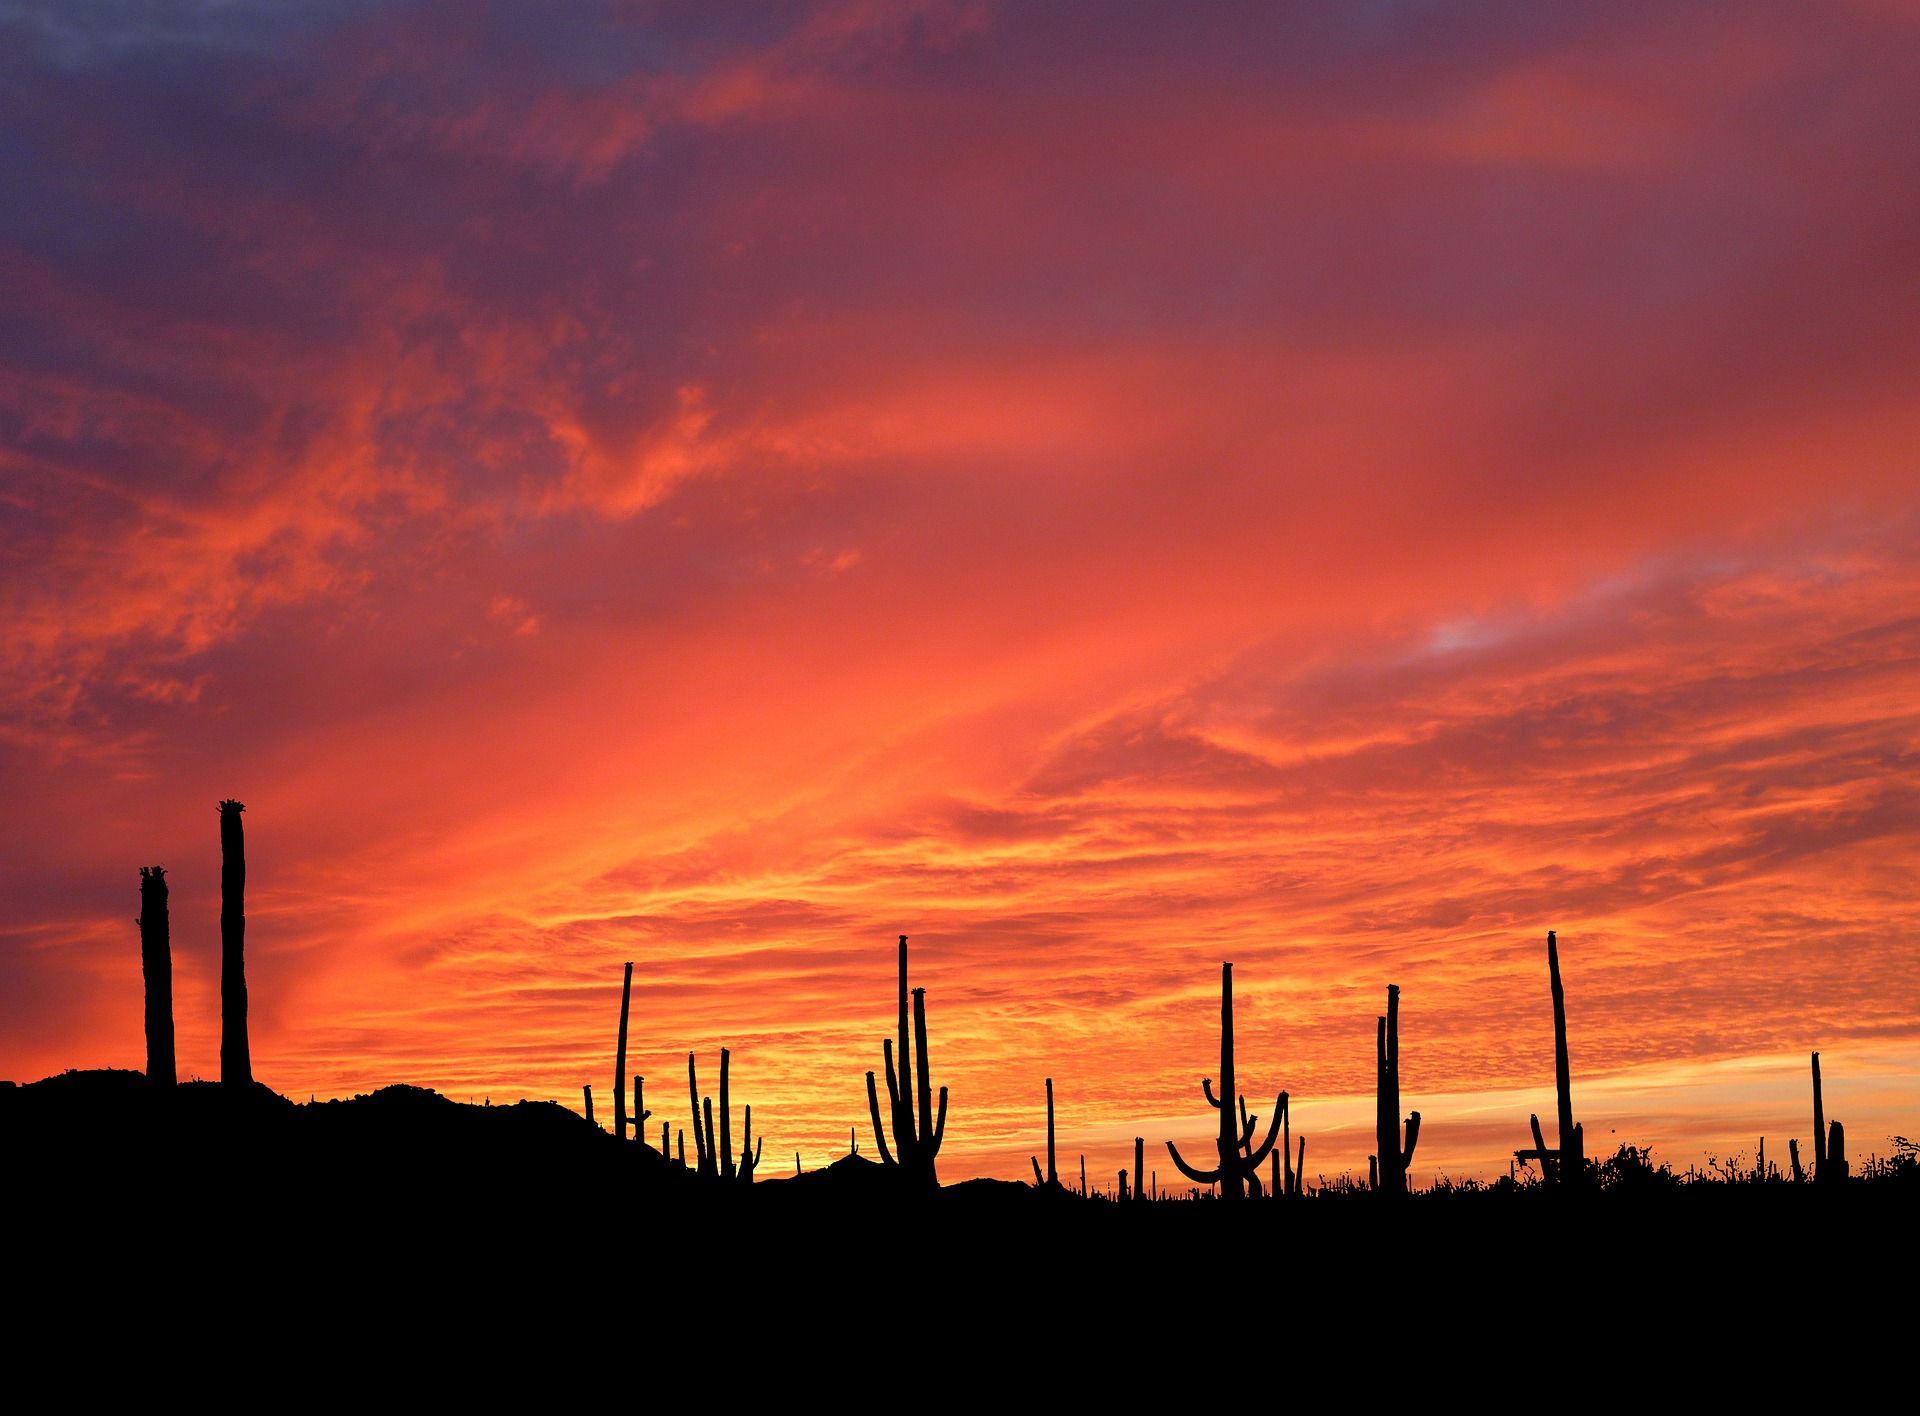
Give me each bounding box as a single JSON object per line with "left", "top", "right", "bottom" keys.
{"left": 1166, "top": 963, "right": 1285, "bottom": 1200}
{"left": 1373, "top": 984, "right": 1420, "bottom": 1196}
{"left": 865, "top": 935, "right": 948, "bottom": 1188}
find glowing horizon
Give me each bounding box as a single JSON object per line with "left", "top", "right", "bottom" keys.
{"left": 3, "top": 1, "right": 1918, "bottom": 1186}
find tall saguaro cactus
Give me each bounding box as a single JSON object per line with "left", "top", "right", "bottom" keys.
{"left": 865, "top": 935, "right": 948, "bottom": 1189}
{"left": 1811, "top": 1052, "right": 1848, "bottom": 1184}
{"left": 1373, "top": 985, "right": 1421, "bottom": 1196}
{"left": 1030, "top": 1078, "right": 1059, "bottom": 1188}
{"left": 138, "top": 867, "right": 175, "bottom": 1087}
{"left": 218, "top": 799, "right": 251, "bottom": 1085}
{"left": 1166, "top": 962, "right": 1286, "bottom": 1201}
{"left": 1514, "top": 930, "right": 1584, "bottom": 1186}
{"left": 613, "top": 962, "right": 633, "bottom": 1140}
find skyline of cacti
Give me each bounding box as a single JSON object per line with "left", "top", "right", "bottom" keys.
{"left": 83, "top": 800, "right": 1916, "bottom": 1190}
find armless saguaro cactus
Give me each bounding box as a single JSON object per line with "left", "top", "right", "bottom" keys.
{"left": 865, "top": 935, "right": 948, "bottom": 1189}
{"left": 1373, "top": 985, "right": 1421, "bottom": 1196}
{"left": 614, "top": 962, "right": 632, "bottom": 1140}
{"left": 218, "top": 799, "right": 251, "bottom": 1085}
{"left": 139, "top": 867, "right": 175, "bottom": 1088}
{"left": 1165, "top": 963, "right": 1286, "bottom": 1201}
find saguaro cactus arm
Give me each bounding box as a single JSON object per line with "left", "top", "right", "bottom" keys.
{"left": 865, "top": 1071, "right": 898, "bottom": 1165}
{"left": 1243, "top": 1107, "right": 1284, "bottom": 1170}
{"left": 1166, "top": 1138, "right": 1223, "bottom": 1186}
{"left": 689, "top": 1053, "right": 708, "bottom": 1172}
{"left": 883, "top": 1038, "right": 913, "bottom": 1157}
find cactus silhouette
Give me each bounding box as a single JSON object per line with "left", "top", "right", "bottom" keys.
{"left": 138, "top": 867, "right": 175, "bottom": 1088}
{"left": 1373, "top": 985, "right": 1420, "bottom": 1196}
{"left": 1811, "top": 1053, "right": 1847, "bottom": 1184}
{"left": 687, "top": 1049, "right": 760, "bottom": 1184}
{"left": 864, "top": 935, "right": 947, "bottom": 1188}
{"left": 1515, "top": 931, "right": 1583, "bottom": 1186}
{"left": 583, "top": 1085, "right": 595, "bottom": 1128}
{"left": 1030, "top": 1077, "right": 1059, "bottom": 1188}
{"left": 614, "top": 962, "right": 633, "bottom": 1140}
{"left": 1165, "top": 962, "right": 1286, "bottom": 1201}
{"left": 1235, "top": 1093, "right": 1270, "bottom": 1197}
{"left": 218, "top": 799, "right": 250, "bottom": 1085}
{"left": 1133, "top": 1137, "right": 1144, "bottom": 1203}
{"left": 633, "top": 1076, "right": 651, "bottom": 1148}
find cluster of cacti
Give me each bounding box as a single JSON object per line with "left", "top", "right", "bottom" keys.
{"left": 1265, "top": 1098, "right": 1305, "bottom": 1197}
{"left": 865, "top": 935, "right": 947, "bottom": 1188}
{"left": 1514, "top": 930, "right": 1584, "bottom": 1187}
{"left": 1372, "top": 985, "right": 1420, "bottom": 1195}
{"left": 132, "top": 801, "right": 252, "bottom": 1090}
{"left": 1166, "top": 963, "right": 1287, "bottom": 1201}
{"left": 688, "top": 1049, "right": 760, "bottom": 1183}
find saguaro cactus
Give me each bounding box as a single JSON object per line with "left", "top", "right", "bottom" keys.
{"left": 1134, "top": 1137, "right": 1145, "bottom": 1203}
{"left": 632, "top": 1076, "right": 651, "bottom": 1150}
{"left": 1811, "top": 1053, "right": 1848, "bottom": 1184}
{"left": 1166, "top": 962, "right": 1286, "bottom": 1201}
{"left": 1373, "top": 985, "right": 1421, "bottom": 1196}
{"left": 614, "top": 962, "right": 633, "bottom": 1140}
{"left": 865, "top": 935, "right": 948, "bottom": 1189}
{"left": 1030, "top": 1078, "right": 1059, "bottom": 1188}
{"left": 688, "top": 1049, "right": 761, "bottom": 1184}
{"left": 1514, "top": 931, "right": 1583, "bottom": 1186}
{"left": 138, "top": 867, "right": 175, "bottom": 1088}
{"left": 218, "top": 799, "right": 251, "bottom": 1084}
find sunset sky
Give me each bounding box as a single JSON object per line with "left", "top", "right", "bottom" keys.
{"left": 3, "top": 1, "right": 1918, "bottom": 1184}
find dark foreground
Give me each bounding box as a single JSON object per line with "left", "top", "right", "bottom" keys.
{"left": 4, "top": 1070, "right": 1911, "bottom": 1394}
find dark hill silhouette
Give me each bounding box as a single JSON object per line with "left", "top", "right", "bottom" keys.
{"left": 3, "top": 1065, "right": 1913, "bottom": 1395}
